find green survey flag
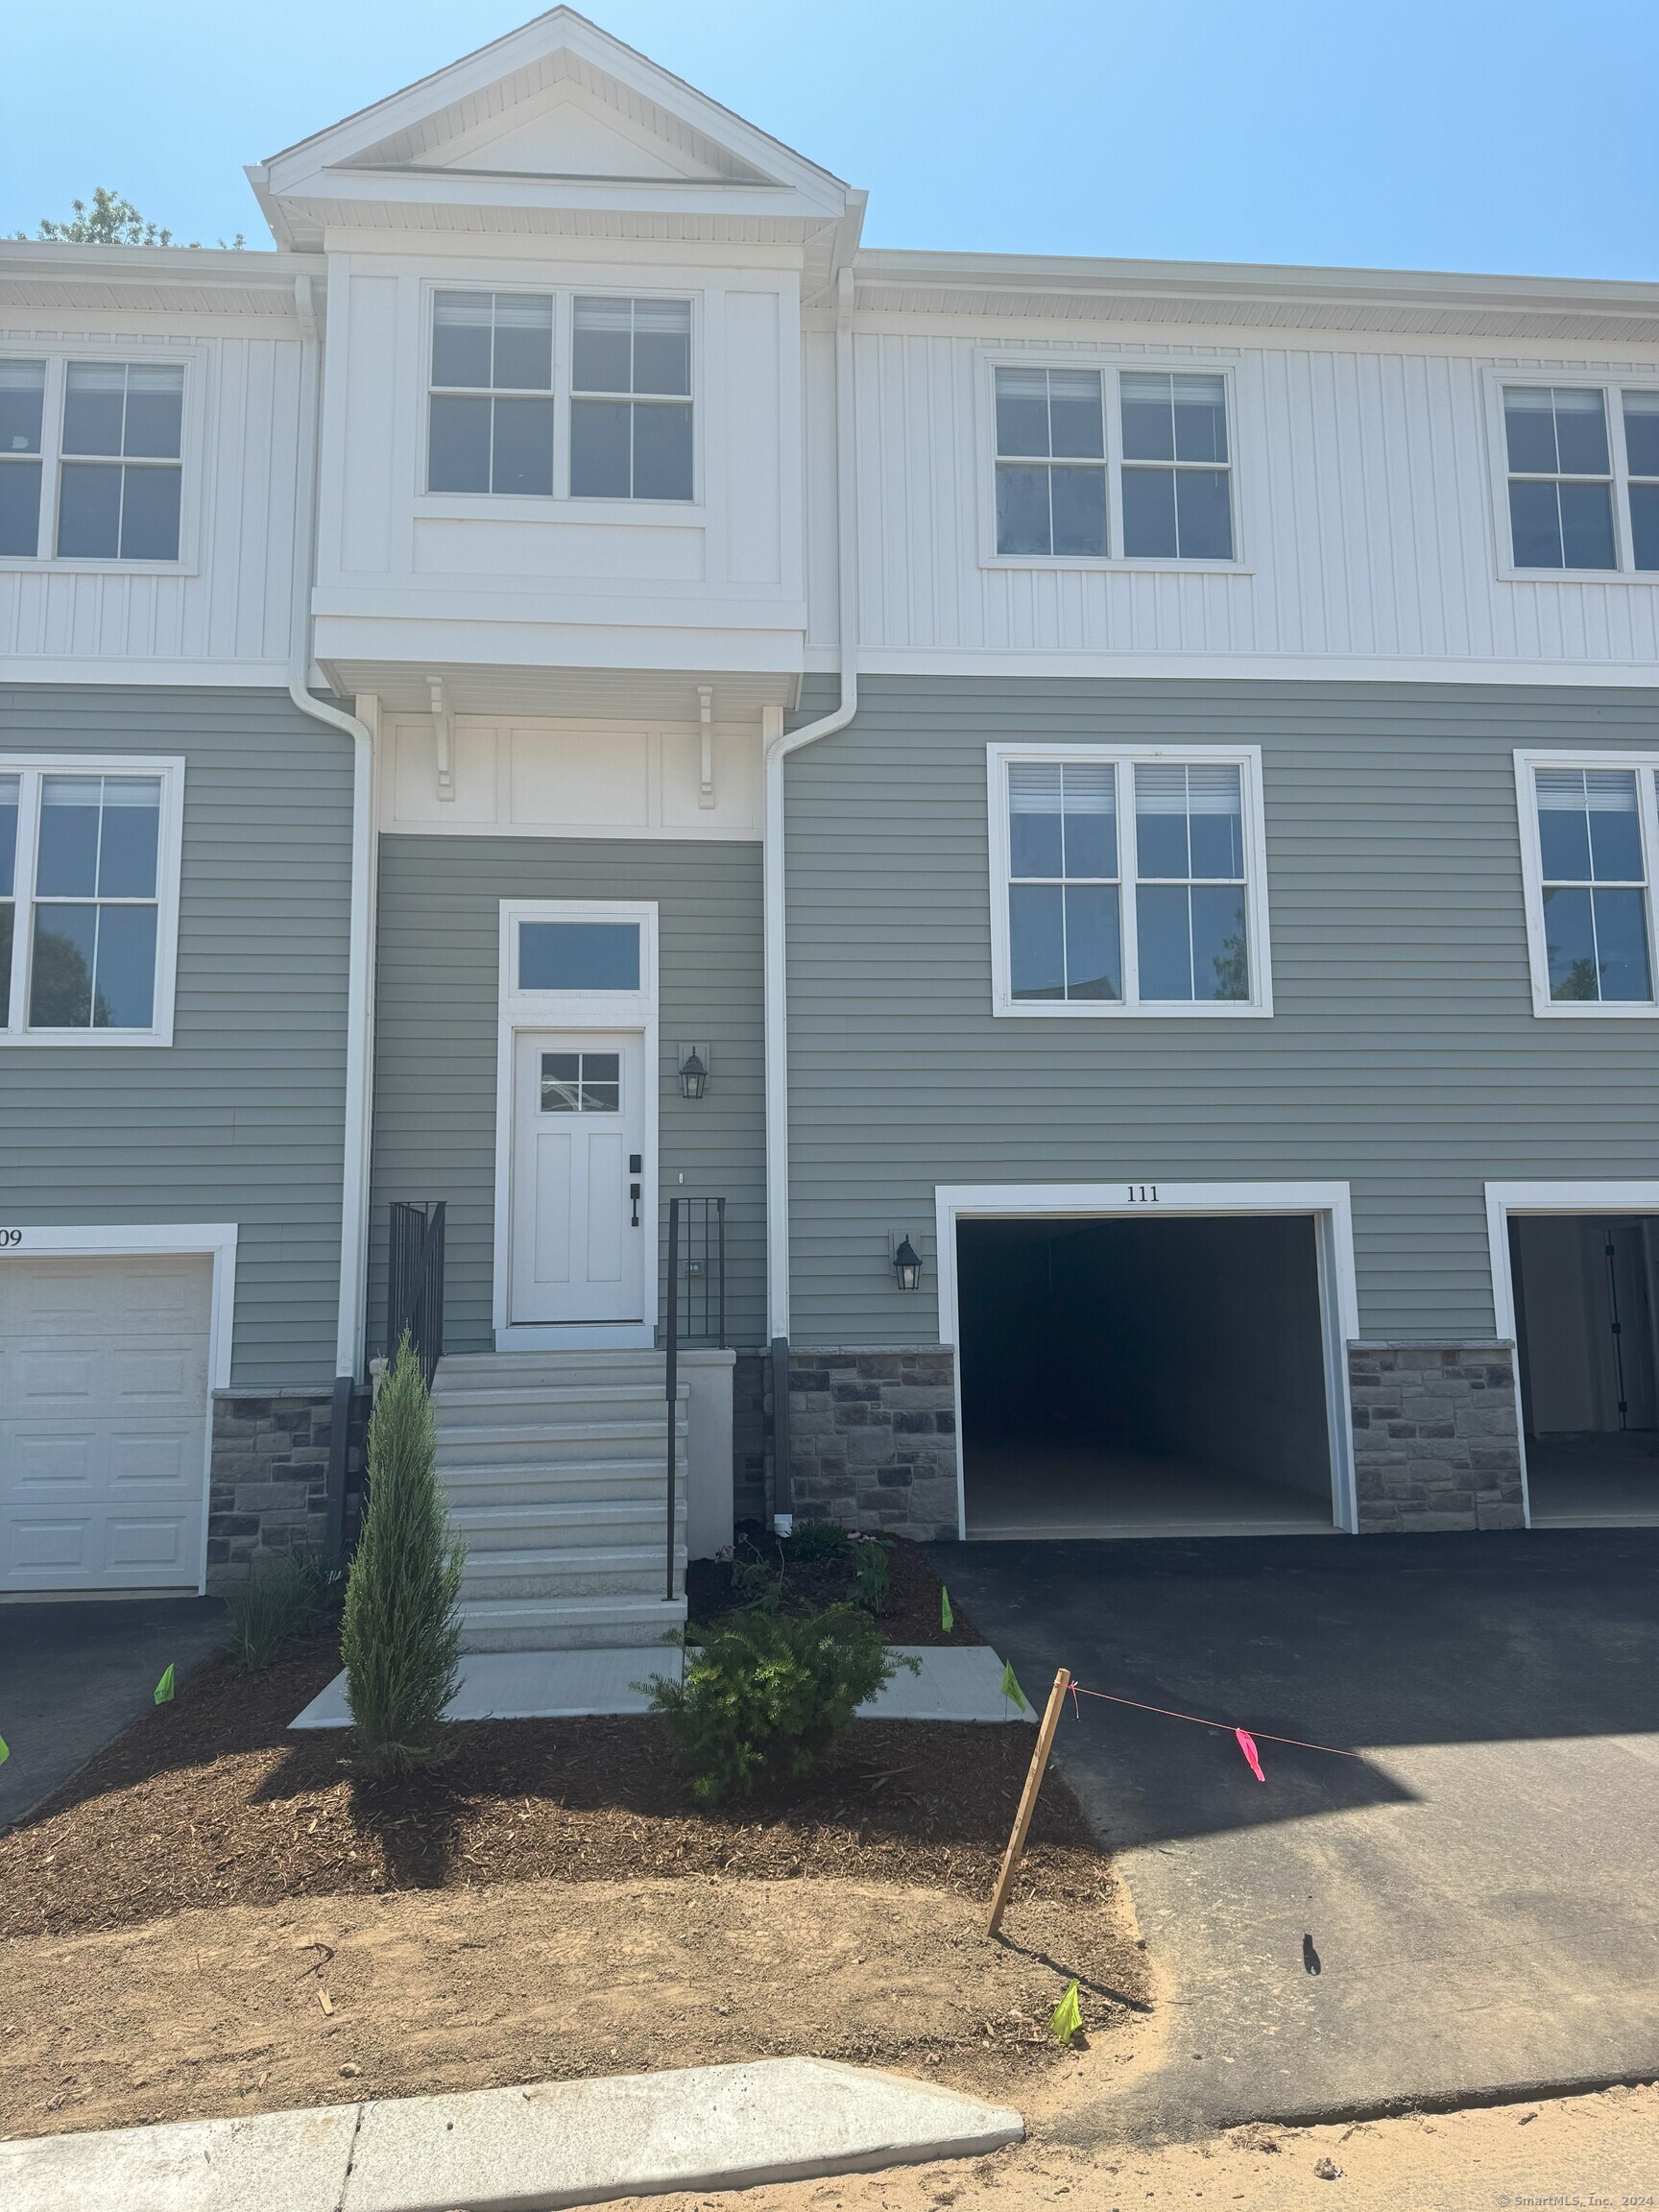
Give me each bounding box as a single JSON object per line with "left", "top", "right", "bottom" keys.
{"left": 1048, "top": 1980, "right": 1083, "bottom": 2046}
{"left": 0, "top": 1736, "right": 9, "bottom": 1767}
{"left": 1000, "top": 1661, "right": 1028, "bottom": 1712}
{"left": 154, "top": 1664, "right": 176, "bottom": 1706}
{"left": 940, "top": 1586, "right": 953, "bottom": 1633}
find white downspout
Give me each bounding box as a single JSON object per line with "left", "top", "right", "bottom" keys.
{"left": 763, "top": 263, "right": 860, "bottom": 1348}
{"left": 283, "top": 271, "right": 375, "bottom": 1378}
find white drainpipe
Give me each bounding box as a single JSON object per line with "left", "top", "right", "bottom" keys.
{"left": 762, "top": 263, "right": 860, "bottom": 1493}
{"left": 283, "top": 271, "right": 375, "bottom": 1379}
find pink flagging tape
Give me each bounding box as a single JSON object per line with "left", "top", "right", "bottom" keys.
{"left": 1069, "top": 1682, "right": 1364, "bottom": 1761}
{"left": 1235, "top": 1726, "right": 1266, "bottom": 1782}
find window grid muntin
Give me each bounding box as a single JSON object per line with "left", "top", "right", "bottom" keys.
{"left": 0, "top": 765, "right": 173, "bottom": 1037}
{"left": 993, "top": 367, "right": 1107, "bottom": 558}
{"left": 570, "top": 297, "right": 693, "bottom": 503}
{"left": 1006, "top": 760, "right": 1120, "bottom": 1001}
{"left": 54, "top": 361, "right": 184, "bottom": 562}
{"left": 1532, "top": 765, "right": 1653, "bottom": 1005}
{"left": 428, "top": 291, "right": 556, "bottom": 498}
{"left": 998, "top": 749, "right": 1264, "bottom": 1014}
{"left": 1118, "top": 372, "right": 1235, "bottom": 562}
{"left": 1133, "top": 762, "right": 1249, "bottom": 1002}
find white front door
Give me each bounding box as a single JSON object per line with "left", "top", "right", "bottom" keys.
{"left": 510, "top": 1030, "right": 647, "bottom": 1326}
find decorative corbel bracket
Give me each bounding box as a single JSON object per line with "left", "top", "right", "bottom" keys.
{"left": 697, "top": 685, "right": 715, "bottom": 809}
{"left": 427, "top": 675, "right": 455, "bottom": 803}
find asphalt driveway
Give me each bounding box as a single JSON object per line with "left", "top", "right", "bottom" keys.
{"left": 931, "top": 1529, "right": 1659, "bottom": 2138}
{"left": 0, "top": 1596, "right": 225, "bottom": 1831}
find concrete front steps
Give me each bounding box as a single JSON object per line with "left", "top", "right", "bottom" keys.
{"left": 432, "top": 1351, "right": 688, "bottom": 1653}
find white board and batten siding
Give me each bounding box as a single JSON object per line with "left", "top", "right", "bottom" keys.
{"left": 0, "top": 1230, "right": 237, "bottom": 1596}
{"left": 0, "top": 323, "right": 306, "bottom": 683}
{"left": 805, "top": 327, "right": 1659, "bottom": 677}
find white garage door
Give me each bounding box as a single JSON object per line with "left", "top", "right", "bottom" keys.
{"left": 0, "top": 1256, "right": 213, "bottom": 1593}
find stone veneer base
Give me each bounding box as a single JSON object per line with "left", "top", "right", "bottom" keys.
{"left": 207, "top": 1387, "right": 368, "bottom": 1592}
{"left": 1347, "top": 1340, "right": 1526, "bottom": 1533}
{"left": 785, "top": 1347, "right": 959, "bottom": 1542}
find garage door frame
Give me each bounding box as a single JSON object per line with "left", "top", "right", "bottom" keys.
{"left": 933, "top": 1182, "right": 1360, "bottom": 1539}
{"left": 0, "top": 1222, "right": 238, "bottom": 1595}
{"left": 1485, "top": 1180, "right": 1659, "bottom": 1532}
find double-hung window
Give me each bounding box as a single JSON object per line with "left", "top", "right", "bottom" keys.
{"left": 0, "top": 757, "right": 184, "bottom": 1043}
{"left": 570, "top": 298, "right": 693, "bottom": 502}
{"left": 428, "top": 292, "right": 555, "bottom": 496}
{"left": 992, "top": 362, "right": 1237, "bottom": 564}
{"left": 990, "top": 745, "right": 1270, "bottom": 1016}
{"left": 1500, "top": 383, "right": 1659, "bottom": 574}
{"left": 0, "top": 362, "right": 45, "bottom": 557}
{"left": 1517, "top": 753, "right": 1659, "bottom": 1015}
{"left": 0, "top": 358, "right": 187, "bottom": 563}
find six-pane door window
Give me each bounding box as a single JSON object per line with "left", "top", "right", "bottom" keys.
{"left": 570, "top": 298, "right": 693, "bottom": 501}
{"left": 1119, "top": 373, "right": 1234, "bottom": 560}
{"left": 1, "top": 770, "right": 170, "bottom": 1035}
{"left": 1531, "top": 766, "right": 1652, "bottom": 1003}
{"left": 0, "top": 362, "right": 45, "bottom": 557}
{"left": 428, "top": 292, "right": 555, "bottom": 495}
{"left": 1000, "top": 752, "right": 1260, "bottom": 1011}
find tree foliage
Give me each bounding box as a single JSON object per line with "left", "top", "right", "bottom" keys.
{"left": 14, "top": 187, "right": 244, "bottom": 250}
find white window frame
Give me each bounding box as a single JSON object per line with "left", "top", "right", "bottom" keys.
{"left": 1514, "top": 748, "right": 1659, "bottom": 1019}
{"left": 1484, "top": 369, "right": 1659, "bottom": 583}
{"left": 492, "top": 898, "right": 661, "bottom": 1351}
{"left": 417, "top": 284, "right": 702, "bottom": 517}
{"left": 0, "top": 346, "right": 202, "bottom": 574}
{"left": 0, "top": 754, "right": 185, "bottom": 1047}
{"left": 978, "top": 350, "right": 1248, "bottom": 572}
{"left": 987, "top": 742, "right": 1272, "bottom": 1019}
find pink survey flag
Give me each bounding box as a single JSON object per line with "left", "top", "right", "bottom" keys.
{"left": 1236, "top": 1727, "right": 1265, "bottom": 1782}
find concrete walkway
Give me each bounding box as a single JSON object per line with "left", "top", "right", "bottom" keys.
{"left": 0, "top": 1595, "right": 225, "bottom": 1832}
{"left": 0, "top": 2057, "right": 1023, "bottom": 2211}
{"left": 289, "top": 1643, "right": 1036, "bottom": 1728}
{"left": 931, "top": 1529, "right": 1659, "bottom": 2139}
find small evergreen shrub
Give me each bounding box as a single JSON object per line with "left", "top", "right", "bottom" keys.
{"left": 648, "top": 1603, "right": 910, "bottom": 1804}
{"left": 340, "top": 1335, "right": 466, "bottom": 1772}
{"left": 848, "top": 1532, "right": 892, "bottom": 1616}
{"left": 787, "top": 1519, "right": 853, "bottom": 1563}
{"left": 222, "top": 1551, "right": 325, "bottom": 1670}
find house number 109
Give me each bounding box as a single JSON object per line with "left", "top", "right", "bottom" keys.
{"left": 1126, "top": 1185, "right": 1159, "bottom": 1204}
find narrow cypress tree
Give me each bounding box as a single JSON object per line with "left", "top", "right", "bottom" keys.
{"left": 341, "top": 1334, "right": 465, "bottom": 1771}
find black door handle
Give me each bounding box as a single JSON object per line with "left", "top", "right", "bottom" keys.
{"left": 630, "top": 1182, "right": 641, "bottom": 1228}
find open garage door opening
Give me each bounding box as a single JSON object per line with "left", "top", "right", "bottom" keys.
{"left": 1510, "top": 1215, "right": 1659, "bottom": 1527}
{"left": 956, "top": 1214, "right": 1336, "bottom": 1538}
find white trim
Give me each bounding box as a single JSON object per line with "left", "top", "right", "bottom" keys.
{"left": 0, "top": 1221, "right": 238, "bottom": 1596}
{"left": 975, "top": 349, "right": 1247, "bottom": 574}
{"left": 0, "top": 754, "right": 186, "bottom": 1047}
{"left": 1484, "top": 367, "right": 1659, "bottom": 584}
{"left": 1483, "top": 1180, "right": 1659, "bottom": 1531}
{"left": 986, "top": 742, "right": 1273, "bottom": 1018}
{"left": 807, "top": 646, "right": 1659, "bottom": 686}
{"left": 492, "top": 899, "right": 660, "bottom": 1350}
{"left": 1512, "top": 748, "right": 1659, "bottom": 1018}
{"left": 932, "top": 1180, "right": 1359, "bottom": 1539}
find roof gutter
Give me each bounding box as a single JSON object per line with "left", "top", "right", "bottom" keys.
{"left": 763, "top": 262, "right": 859, "bottom": 1350}
{"left": 282, "top": 271, "right": 375, "bottom": 1379}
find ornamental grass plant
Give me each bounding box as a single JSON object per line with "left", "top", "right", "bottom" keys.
{"left": 340, "top": 1334, "right": 465, "bottom": 1772}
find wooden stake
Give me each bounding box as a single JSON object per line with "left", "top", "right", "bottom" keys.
{"left": 987, "top": 1666, "right": 1070, "bottom": 1939}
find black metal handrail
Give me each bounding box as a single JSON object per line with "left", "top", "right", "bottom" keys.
{"left": 663, "top": 1196, "right": 727, "bottom": 1599}
{"left": 388, "top": 1198, "right": 446, "bottom": 1388}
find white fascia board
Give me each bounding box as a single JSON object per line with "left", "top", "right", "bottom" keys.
{"left": 853, "top": 247, "right": 1659, "bottom": 323}
{"left": 1, "top": 659, "right": 301, "bottom": 687}
{"left": 312, "top": 615, "right": 808, "bottom": 673}
{"left": 0, "top": 240, "right": 307, "bottom": 289}
{"left": 298, "top": 172, "right": 832, "bottom": 227}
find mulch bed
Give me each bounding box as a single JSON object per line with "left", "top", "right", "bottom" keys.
{"left": 0, "top": 1625, "right": 1100, "bottom": 1941}
{"left": 685, "top": 1527, "right": 984, "bottom": 1646}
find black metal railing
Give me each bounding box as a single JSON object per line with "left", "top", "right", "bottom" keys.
{"left": 663, "top": 1196, "right": 727, "bottom": 1599}
{"left": 387, "top": 1198, "right": 446, "bottom": 1387}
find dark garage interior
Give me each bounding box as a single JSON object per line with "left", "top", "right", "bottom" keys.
{"left": 1510, "top": 1214, "right": 1659, "bottom": 1527}
{"left": 956, "top": 1214, "right": 1336, "bottom": 1537}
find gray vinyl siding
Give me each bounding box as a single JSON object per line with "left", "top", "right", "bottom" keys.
{"left": 0, "top": 685, "right": 351, "bottom": 1387}
{"left": 783, "top": 676, "right": 1659, "bottom": 1348}
{"left": 370, "top": 835, "right": 764, "bottom": 1356}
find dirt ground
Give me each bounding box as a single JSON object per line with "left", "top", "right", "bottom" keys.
{"left": 620, "top": 2079, "right": 1659, "bottom": 2211}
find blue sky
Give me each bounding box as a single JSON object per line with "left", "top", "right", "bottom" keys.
{"left": 4, "top": 1, "right": 1654, "bottom": 279}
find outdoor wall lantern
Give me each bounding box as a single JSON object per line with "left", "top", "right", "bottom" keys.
{"left": 678, "top": 1046, "right": 709, "bottom": 1101}
{"left": 892, "top": 1236, "right": 924, "bottom": 1292}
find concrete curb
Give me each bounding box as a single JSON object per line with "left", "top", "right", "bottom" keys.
{"left": 0, "top": 2056, "right": 1024, "bottom": 2211}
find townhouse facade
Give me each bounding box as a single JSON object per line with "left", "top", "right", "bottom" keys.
{"left": 4, "top": 10, "right": 1657, "bottom": 1623}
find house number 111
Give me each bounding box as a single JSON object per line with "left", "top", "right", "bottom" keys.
{"left": 1126, "top": 1185, "right": 1159, "bottom": 1204}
